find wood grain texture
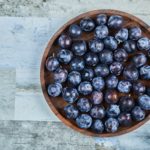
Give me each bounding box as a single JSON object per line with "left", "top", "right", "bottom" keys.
{"left": 0, "top": 17, "right": 51, "bottom": 69}
{"left": 1, "top": 0, "right": 150, "bottom": 17}
{"left": 0, "top": 120, "right": 150, "bottom": 150}
{"left": 0, "top": 121, "right": 96, "bottom": 150}
{"left": 0, "top": 69, "right": 15, "bottom": 120}
{"left": 15, "top": 91, "right": 59, "bottom": 121}
{"left": 95, "top": 122, "right": 150, "bottom": 150}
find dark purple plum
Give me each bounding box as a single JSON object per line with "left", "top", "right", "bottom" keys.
{"left": 64, "top": 104, "right": 79, "bottom": 119}
{"left": 62, "top": 87, "right": 79, "bottom": 103}
{"left": 108, "top": 15, "right": 123, "bottom": 29}
{"left": 109, "top": 61, "right": 123, "bottom": 76}
{"left": 54, "top": 68, "right": 68, "bottom": 83}
{"left": 137, "top": 37, "right": 150, "bottom": 51}
{"left": 99, "top": 49, "right": 113, "bottom": 64}
{"left": 115, "top": 28, "right": 128, "bottom": 42}
{"left": 68, "top": 71, "right": 81, "bottom": 86}
{"left": 72, "top": 40, "right": 87, "bottom": 56}
{"left": 123, "top": 65, "right": 139, "bottom": 81}
{"left": 129, "top": 26, "right": 142, "bottom": 40}
{"left": 57, "top": 49, "right": 73, "bottom": 64}
{"left": 81, "top": 68, "right": 94, "bottom": 81}
{"left": 77, "top": 98, "right": 91, "bottom": 112}
{"left": 91, "top": 91, "right": 103, "bottom": 105}
{"left": 140, "top": 65, "right": 150, "bottom": 79}
{"left": 132, "top": 106, "right": 145, "bottom": 121}
{"left": 92, "top": 77, "right": 105, "bottom": 91}
{"left": 114, "top": 48, "right": 128, "bottom": 62}
{"left": 47, "top": 83, "right": 62, "bottom": 97}
{"left": 69, "top": 24, "right": 82, "bottom": 38}
{"left": 80, "top": 17, "right": 95, "bottom": 32}
{"left": 117, "top": 80, "right": 132, "bottom": 93}
{"left": 96, "top": 14, "right": 107, "bottom": 25}
{"left": 132, "top": 53, "right": 147, "bottom": 68}
{"left": 106, "top": 75, "right": 118, "bottom": 89}
{"left": 94, "top": 64, "right": 109, "bottom": 77}
{"left": 118, "top": 113, "right": 132, "bottom": 126}
{"left": 138, "top": 94, "right": 150, "bottom": 110}
{"left": 90, "top": 105, "right": 105, "bottom": 119}
{"left": 105, "top": 89, "right": 118, "bottom": 104}
{"left": 58, "top": 34, "right": 72, "bottom": 48}
{"left": 105, "top": 118, "right": 119, "bottom": 133}
{"left": 133, "top": 81, "right": 146, "bottom": 95}
{"left": 104, "top": 36, "right": 118, "bottom": 50}
{"left": 88, "top": 39, "right": 104, "bottom": 53}
{"left": 84, "top": 52, "right": 99, "bottom": 66}
{"left": 70, "top": 57, "right": 85, "bottom": 71}
{"left": 106, "top": 104, "right": 120, "bottom": 118}
{"left": 91, "top": 119, "right": 104, "bottom": 133}
{"left": 94, "top": 25, "right": 109, "bottom": 39}
{"left": 76, "top": 114, "right": 92, "bottom": 129}
{"left": 46, "top": 57, "right": 59, "bottom": 72}
{"left": 119, "top": 96, "right": 135, "bottom": 112}
{"left": 78, "top": 81, "right": 93, "bottom": 95}
{"left": 123, "top": 40, "right": 137, "bottom": 53}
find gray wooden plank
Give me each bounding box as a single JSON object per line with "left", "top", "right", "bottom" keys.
{"left": 0, "top": 121, "right": 96, "bottom": 150}
{"left": 95, "top": 122, "right": 150, "bottom": 150}
{"left": 0, "top": 17, "right": 52, "bottom": 69}
{"left": 0, "top": 120, "right": 150, "bottom": 150}
{"left": 0, "top": 69, "right": 15, "bottom": 120}
{"left": 1, "top": 0, "right": 150, "bottom": 17}
{"left": 15, "top": 68, "right": 60, "bottom": 121}
{"left": 16, "top": 68, "right": 40, "bottom": 92}
{"left": 15, "top": 91, "right": 59, "bottom": 121}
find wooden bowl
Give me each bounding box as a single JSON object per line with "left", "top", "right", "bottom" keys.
{"left": 40, "top": 9, "right": 150, "bottom": 137}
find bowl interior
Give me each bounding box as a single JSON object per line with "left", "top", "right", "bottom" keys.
{"left": 40, "top": 10, "right": 150, "bottom": 137}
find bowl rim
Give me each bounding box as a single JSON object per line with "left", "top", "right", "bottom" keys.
{"left": 40, "top": 9, "right": 150, "bottom": 137}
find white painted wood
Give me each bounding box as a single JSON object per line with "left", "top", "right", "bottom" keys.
{"left": 0, "top": 121, "right": 96, "bottom": 150}
{"left": 0, "top": 120, "right": 150, "bottom": 150}
{"left": 95, "top": 122, "right": 150, "bottom": 150}
{"left": 0, "top": 17, "right": 51, "bottom": 69}
{"left": 15, "top": 91, "right": 60, "bottom": 121}
{"left": 16, "top": 68, "right": 40, "bottom": 90}
{"left": 1, "top": 0, "right": 150, "bottom": 18}
{"left": 0, "top": 69, "right": 15, "bottom": 120}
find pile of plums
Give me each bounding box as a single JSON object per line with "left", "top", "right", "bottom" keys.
{"left": 46, "top": 14, "right": 150, "bottom": 133}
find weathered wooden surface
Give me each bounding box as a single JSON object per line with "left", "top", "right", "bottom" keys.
{"left": 0, "top": 69, "right": 15, "bottom": 120}
{"left": 1, "top": 0, "right": 150, "bottom": 18}
{"left": 0, "top": 0, "right": 150, "bottom": 149}
{"left": 0, "top": 120, "right": 149, "bottom": 150}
